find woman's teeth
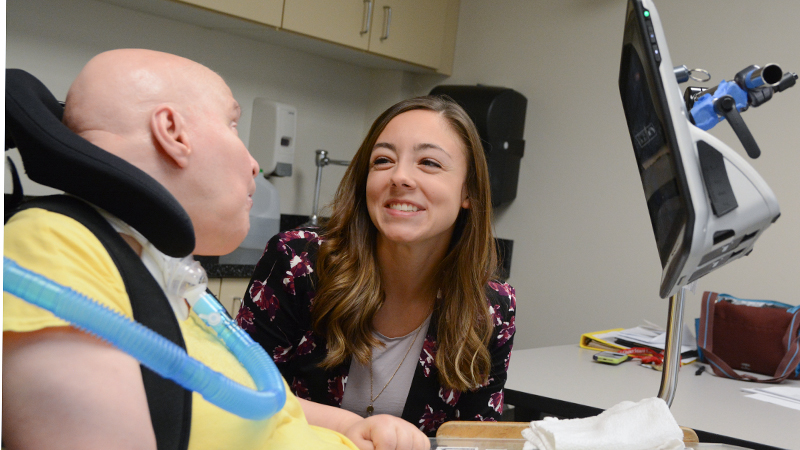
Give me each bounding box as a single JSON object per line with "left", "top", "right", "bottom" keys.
{"left": 389, "top": 203, "right": 419, "bottom": 212}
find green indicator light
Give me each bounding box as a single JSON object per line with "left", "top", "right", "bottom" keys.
{"left": 644, "top": 10, "right": 650, "bottom": 18}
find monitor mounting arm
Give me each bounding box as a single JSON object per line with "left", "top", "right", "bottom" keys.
{"left": 682, "top": 63, "right": 797, "bottom": 160}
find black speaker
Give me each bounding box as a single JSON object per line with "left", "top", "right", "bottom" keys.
{"left": 430, "top": 85, "right": 527, "bottom": 206}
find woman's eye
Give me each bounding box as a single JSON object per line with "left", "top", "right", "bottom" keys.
{"left": 372, "top": 156, "right": 392, "bottom": 166}
{"left": 421, "top": 159, "right": 442, "bottom": 169}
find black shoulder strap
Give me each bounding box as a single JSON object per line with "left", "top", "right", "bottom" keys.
{"left": 10, "top": 195, "right": 192, "bottom": 450}
{"left": 3, "top": 156, "right": 24, "bottom": 215}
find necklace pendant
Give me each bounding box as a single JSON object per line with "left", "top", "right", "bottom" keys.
{"left": 366, "top": 405, "right": 374, "bottom": 416}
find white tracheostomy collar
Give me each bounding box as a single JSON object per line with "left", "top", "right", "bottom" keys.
{"left": 100, "top": 211, "right": 191, "bottom": 321}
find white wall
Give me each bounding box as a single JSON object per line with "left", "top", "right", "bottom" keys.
{"left": 5, "top": 0, "right": 437, "bottom": 215}
{"left": 450, "top": 0, "right": 800, "bottom": 349}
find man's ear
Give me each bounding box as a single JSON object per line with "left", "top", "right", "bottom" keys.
{"left": 151, "top": 105, "right": 191, "bottom": 168}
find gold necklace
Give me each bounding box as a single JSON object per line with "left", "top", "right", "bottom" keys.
{"left": 366, "top": 320, "right": 425, "bottom": 416}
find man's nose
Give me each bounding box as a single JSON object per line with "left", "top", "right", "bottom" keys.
{"left": 250, "top": 154, "right": 260, "bottom": 178}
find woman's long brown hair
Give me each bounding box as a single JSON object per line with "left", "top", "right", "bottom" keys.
{"left": 312, "top": 96, "right": 497, "bottom": 391}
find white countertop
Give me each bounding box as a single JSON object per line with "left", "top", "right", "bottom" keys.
{"left": 505, "top": 345, "right": 800, "bottom": 449}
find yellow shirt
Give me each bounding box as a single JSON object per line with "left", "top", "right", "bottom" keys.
{"left": 3, "top": 207, "right": 358, "bottom": 450}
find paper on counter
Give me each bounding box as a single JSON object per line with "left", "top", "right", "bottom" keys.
{"left": 742, "top": 386, "right": 800, "bottom": 411}
{"left": 615, "top": 323, "right": 697, "bottom": 353}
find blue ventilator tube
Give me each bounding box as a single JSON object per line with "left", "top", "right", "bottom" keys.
{"left": 3, "top": 256, "right": 286, "bottom": 420}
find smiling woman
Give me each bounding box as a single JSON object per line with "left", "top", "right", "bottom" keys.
{"left": 237, "top": 96, "right": 516, "bottom": 436}
{"left": 366, "top": 109, "right": 471, "bottom": 253}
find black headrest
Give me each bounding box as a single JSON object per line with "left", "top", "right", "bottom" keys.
{"left": 5, "top": 68, "right": 195, "bottom": 257}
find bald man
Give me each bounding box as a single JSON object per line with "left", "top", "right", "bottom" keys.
{"left": 3, "top": 49, "right": 429, "bottom": 450}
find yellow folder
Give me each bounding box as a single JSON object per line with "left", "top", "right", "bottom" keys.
{"left": 579, "top": 328, "right": 627, "bottom": 352}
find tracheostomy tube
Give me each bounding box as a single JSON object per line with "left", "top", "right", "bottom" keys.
{"left": 3, "top": 256, "right": 286, "bottom": 420}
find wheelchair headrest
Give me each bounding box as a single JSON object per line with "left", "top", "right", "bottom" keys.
{"left": 5, "top": 68, "right": 195, "bottom": 257}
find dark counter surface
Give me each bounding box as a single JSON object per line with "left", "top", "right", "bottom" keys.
{"left": 195, "top": 257, "right": 256, "bottom": 278}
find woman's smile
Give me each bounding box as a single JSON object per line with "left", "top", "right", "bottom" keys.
{"left": 386, "top": 201, "right": 423, "bottom": 213}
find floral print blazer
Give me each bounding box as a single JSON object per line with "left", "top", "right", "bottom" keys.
{"left": 236, "top": 228, "right": 516, "bottom": 436}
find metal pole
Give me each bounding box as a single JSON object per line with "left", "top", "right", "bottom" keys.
{"left": 310, "top": 150, "right": 327, "bottom": 226}
{"left": 658, "top": 285, "right": 687, "bottom": 406}
{"left": 308, "top": 150, "right": 350, "bottom": 227}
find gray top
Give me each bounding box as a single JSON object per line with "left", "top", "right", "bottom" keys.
{"left": 341, "top": 314, "right": 432, "bottom": 418}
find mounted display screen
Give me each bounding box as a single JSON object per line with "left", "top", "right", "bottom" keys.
{"left": 618, "top": 0, "right": 693, "bottom": 276}
{"left": 617, "top": 0, "right": 780, "bottom": 299}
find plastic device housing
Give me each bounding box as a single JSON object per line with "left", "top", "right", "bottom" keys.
{"left": 618, "top": 0, "right": 780, "bottom": 298}
{"left": 248, "top": 99, "right": 296, "bottom": 177}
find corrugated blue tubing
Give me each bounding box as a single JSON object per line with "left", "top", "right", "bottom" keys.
{"left": 3, "top": 257, "right": 286, "bottom": 420}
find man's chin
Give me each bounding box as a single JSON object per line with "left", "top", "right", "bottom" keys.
{"left": 193, "top": 232, "right": 248, "bottom": 257}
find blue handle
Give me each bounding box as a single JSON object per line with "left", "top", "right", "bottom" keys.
{"left": 690, "top": 80, "right": 748, "bottom": 131}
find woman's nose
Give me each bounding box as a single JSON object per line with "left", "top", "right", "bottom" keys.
{"left": 390, "top": 162, "right": 416, "bottom": 189}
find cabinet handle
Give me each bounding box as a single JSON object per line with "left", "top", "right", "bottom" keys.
{"left": 232, "top": 296, "right": 242, "bottom": 315}
{"left": 360, "top": 0, "right": 373, "bottom": 36}
{"left": 380, "top": 6, "right": 392, "bottom": 41}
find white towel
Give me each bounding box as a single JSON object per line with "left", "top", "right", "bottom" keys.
{"left": 521, "top": 397, "right": 684, "bottom": 450}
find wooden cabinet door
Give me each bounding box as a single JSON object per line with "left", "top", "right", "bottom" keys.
{"left": 207, "top": 278, "right": 223, "bottom": 298}
{"left": 218, "top": 278, "right": 251, "bottom": 317}
{"left": 179, "top": 0, "right": 283, "bottom": 27}
{"left": 368, "top": 0, "right": 448, "bottom": 69}
{"left": 283, "top": 0, "right": 374, "bottom": 50}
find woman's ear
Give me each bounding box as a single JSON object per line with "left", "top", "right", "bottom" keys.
{"left": 461, "top": 185, "right": 471, "bottom": 209}
{"left": 150, "top": 105, "right": 190, "bottom": 168}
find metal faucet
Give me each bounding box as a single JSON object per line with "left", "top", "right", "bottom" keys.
{"left": 308, "top": 149, "right": 350, "bottom": 226}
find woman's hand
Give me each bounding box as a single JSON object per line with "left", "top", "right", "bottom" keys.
{"left": 343, "top": 414, "right": 430, "bottom": 450}
{"left": 299, "top": 399, "right": 429, "bottom": 450}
